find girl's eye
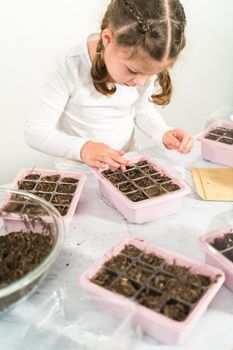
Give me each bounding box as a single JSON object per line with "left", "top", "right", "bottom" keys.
{"left": 127, "top": 68, "right": 137, "bottom": 74}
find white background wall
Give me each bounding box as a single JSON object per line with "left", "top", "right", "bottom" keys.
{"left": 0, "top": 0, "right": 232, "bottom": 184}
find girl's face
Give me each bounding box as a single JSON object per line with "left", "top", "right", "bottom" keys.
{"left": 101, "top": 29, "right": 172, "bottom": 87}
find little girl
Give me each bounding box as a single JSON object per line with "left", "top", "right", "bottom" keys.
{"left": 25, "top": 0, "right": 194, "bottom": 170}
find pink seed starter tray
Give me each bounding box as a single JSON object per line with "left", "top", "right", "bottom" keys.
{"left": 198, "top": 121, "right": 233, "bottom": 167}
{"left": 1, "top": 168, "right": 86, "bottom": 231}
{"left": 199, "top": 226, "right": 233, "bottom": 291}
{"left": 80, "top": 237, "right": 224, "bottom": 344}
{"left": 92, "top": 155, "right": 190, "bottom": 224}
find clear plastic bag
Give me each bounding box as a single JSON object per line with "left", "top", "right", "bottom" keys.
{"left": 206, "top": 207, "right": 233, "bottom": 233}
{"left": 205, "top": 105, "right": 233, "bottom": 126}
{"left": 1, "top": 289, "right": 142, "bottom": 350}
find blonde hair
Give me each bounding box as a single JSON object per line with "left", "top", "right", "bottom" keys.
{"left": 91, "top": 0, "right": 186, "bottom": 105}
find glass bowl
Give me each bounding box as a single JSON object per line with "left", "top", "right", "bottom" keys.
{"left": 0, "top": 187, "right": 64, "bottom": 313}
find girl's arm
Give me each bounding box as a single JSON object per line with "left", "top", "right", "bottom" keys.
{"left": 25, "top": 56, "right": 89, "bottom": 161}
{"left": 134, "top": 79, "right": 193, "bottom": 153}
{"left": 25, "top": 55, "right": 131, "bottom": 169}
{"left": 25, "top": 105, "right": 89, "bottom": 161}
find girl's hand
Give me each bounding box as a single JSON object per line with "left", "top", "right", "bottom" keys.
{"left": 80, "top": 141, "right": 132, "bottom": 170}
{"left": 162, "top": 128, "right": 194, "bottom": 153}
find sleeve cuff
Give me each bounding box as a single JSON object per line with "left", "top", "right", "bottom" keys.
{"left": 156, "top": 126, "right": 174, "bottom": 150}
{"left": 72, "top": 138, "right": 90, "bottom": 161}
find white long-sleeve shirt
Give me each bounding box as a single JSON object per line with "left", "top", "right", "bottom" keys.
{"left": 25, "top": 35, "right": 171, "bottom": 163}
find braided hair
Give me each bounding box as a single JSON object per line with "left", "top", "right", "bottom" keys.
{"left": 91, "top": 0, "right": 186, "bottom": 105}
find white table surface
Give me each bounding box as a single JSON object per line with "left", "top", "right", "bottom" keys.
{"left": 0, "top": 144, "right": 233, "bottom": 350}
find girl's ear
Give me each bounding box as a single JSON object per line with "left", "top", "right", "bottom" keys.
{"left": 101, "top": 28, "right": 115, "bottom": 48}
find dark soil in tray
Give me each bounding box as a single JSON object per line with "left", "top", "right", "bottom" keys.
{"left": 126, "top": 190, "right": 148, "bottom": 202}
{"left": 105, "top": 254, "right": 131, "bottom": 272}
{"left": 111, "top": 277, "right": 140, "bottom": 297}
{"left": 143, "top": 186, "right": 166, "bottom": 197}
{"left": 10, "top": 194, "right": 28, "bottom": 202}
{"left": 34, "top": 192, "right": 52, "bottom": 202}
{"left": 135, "top": 177, "right": 155, "bottom": 188}
{"left": 91, "top": 244, "right": 216, "bottom": 322}
{"left": 210, "top": 231, "right": 233, "bottom": 251}
{"left": 127, "top": 263, "right": 154, "bottom": 284}
{"left": 162, "top": 299, "right": 190, "bottom": 321}
{"left": 8, "top": 171, "right": 79, "bottom": 216}
{"left": 210, "top": 230, "right": 233, "bottom": 263}
{"left": 136, "top": 288, "right": 164, "bottom": 311}
{"left": 163, "top": 262, "right": 190, "bottom": 278}
{"left": 60, "top": 177, "right": 79, "bottom": 183}
{"left": 118, "top": 182, "right": 137, "bottom": 193}
{"left": 124, "top": 168, "right": 144, "bottom": 180}
{"left": 153, "top": 175, "right": 171, "bottom": 184}
{"left": 162, "top": 182, "right": 180, "bottom": 192}
{"left": 18, "top": 181, "right": 37, "bottom": 191}
{"left": 150, "top": 273, "right": 178, "bottom": 292}
{"left": 140, "top": 165, "right": 159, "bottom": 175}
{"left": 51, "top": 194, "right": 73, "bottom": 206}
{"left": 35, "top": 182, "right": 56, "bottom": 192}
{"left": 106, "top": 172, "right": 128, "bottom": 185}
{"left": 223, "top": 249, "right": 233, "bottom": 262}
{"left": 121, "top": 244, "right": 142, "bottom": 257}
{"left": 140, "top": 252, "right": 165, "bottom": 266}
{"left": 3, "top": 202, "right": 25, "bottom": 213}
{"left": 24, "top": 204, "right": 46, "bottom": 215}
{"left": 102, "top": 160, "right": 181, "bottom": 202}
{"left": 24, "top": 174, "right": 40, "bottom": 180}
{"left": 218, "top": 137, "right": 233, "bottom": 145}
{"left": 53, "top": 205, "right": 69, "bottom": 216}
{"left": 204, "top": 127, "right": 233, "bottom": 145}
{"left": 41, "top": 175, "right": 60, "bottom": 182}
{"left": 205, "top": 134, "right": 219, "bottom": 141}
{"left": 186, "top": 274, "right": 211, "bottom": 287}
{"left": 56, "top": 184, "right": 77, "bottom": 194}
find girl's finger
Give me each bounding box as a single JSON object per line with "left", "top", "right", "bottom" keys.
{"left": 120, "top": 164, "right": 126, "bottom": 172}
{"left": 178, "top": 135, "right": 190, "bottom": 151}
{"left": 179, "top": 136, "right": 194, "bottom": 152}
{"left": 180, "top": 138, "right": 194, "bottom": 153}
{"left": 102, "top": 156, "right": 123, "bottom": 169}
{"left": 117, "top": 150, "right": 134, "bottom": 167}
{"left": 110, "top": 153, "right": 130, "bottom": 166}
{"left": 91, "top": 160, "right": 106, "bottom": 169}
{"left": 165, "top": 137, "right": 180, "bottom": 149}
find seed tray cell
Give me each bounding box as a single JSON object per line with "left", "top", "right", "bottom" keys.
{"left": 198, "top": 121, "right": 233, "bottom": 166}
{"left": 199, "top": 227, "right": 233, "bottom": 291}
{"left": 1, "top": 168, "right": 86, "bottom": 231}
{"left": 93, "top": 155, "right": 190, "bottom": 223}
{"left": 80, "top": 237, "right": 224, "bottom": 344}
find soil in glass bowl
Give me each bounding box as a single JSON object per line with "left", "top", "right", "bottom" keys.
{"left": 0, "top": 230, "right": 54, "bottom": 288}
{"left": 91, "top": 244, "right": 217, "bottom": 322}
{"left": 102, "top": 160, "right": 181, "bottom": 203}
{"left": 0, "top": 187, "right": 63, "bottom": 312}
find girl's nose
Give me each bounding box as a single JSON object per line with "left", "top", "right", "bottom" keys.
{"left": 133, "top": 75, "right": 147, "bottom": 86}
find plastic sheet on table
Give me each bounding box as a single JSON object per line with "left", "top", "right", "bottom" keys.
{"left": 0, "top": 289, "right": 142, "bottom": 350}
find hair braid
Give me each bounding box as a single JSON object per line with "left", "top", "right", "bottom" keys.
{"left": 90, "top": 7, "right": 116, "bottom": 95}
{"left": 151, "top": 69, "right": 172, "bottom": 105}
{"left": 124, "top": 0, "right": 150, "bottom": 33}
